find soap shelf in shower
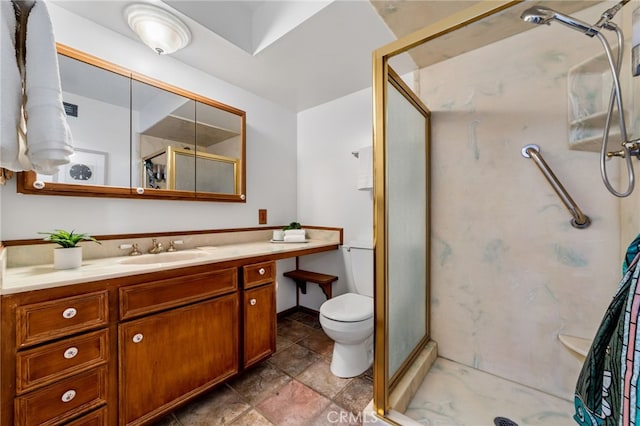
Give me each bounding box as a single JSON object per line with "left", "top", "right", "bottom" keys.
{"left": 558, "top": 334, "right": 591, "bottom": 361}
{"left": 569, "top": 110, "right": 620, "bottom": 128}
{"left": 567, "top": 51, "right": 620, "bottom": 153}
{"left": 569, "top": 111, "right": 622, "bottom": 151}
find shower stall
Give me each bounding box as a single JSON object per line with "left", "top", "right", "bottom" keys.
{"left": 372, "top": 1, "right": 640, "bottom": 424}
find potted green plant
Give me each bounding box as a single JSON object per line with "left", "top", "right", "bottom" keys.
{"left": 39, "top": 229, "right": 100, "bottom": 270}
{"left": 282, "top": 221, "right": 302, "bottom": 231}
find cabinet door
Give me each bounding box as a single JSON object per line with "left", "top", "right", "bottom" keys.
{"left": 119, "top": 294, "right": 239, "bottom": 426}
{"left": 243, "top": 283, "right": 276, "bottom": 368}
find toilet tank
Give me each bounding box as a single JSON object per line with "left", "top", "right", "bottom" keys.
{"left": 346, "top": 240, "right": 374, "bottom": 298}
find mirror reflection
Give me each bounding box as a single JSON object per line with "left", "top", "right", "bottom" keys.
{"left": 133, "top": 81, "right": 242, "bottom": 195}
{"left": 36, "top": 53, "right": 130, "bottom": 188}
{"left": 133, "top": 80, "right": 196, "bottom": 191}
{"left": 21, "top": 44, "right": 246, "bottom": 202}
{"left": 170, "top": 147, "right": 237, "bottom": 193}
{"left": 195, "top": 101, "right": 242, "bottom": 194}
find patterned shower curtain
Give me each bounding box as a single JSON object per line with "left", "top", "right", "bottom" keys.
{"left": 574, "top": 234, "right": 640, "bottom": 425}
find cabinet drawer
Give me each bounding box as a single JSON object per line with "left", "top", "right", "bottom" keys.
{"left": 16, "top": 329, "right": 109, "bottom": 394}
{"left": 119, "top": 268, "right": 237, "bottom": 320}
{"left": 243, "top": 261, "right": 275, "bottom": 289}
{"left": 14, "top": 366, "right": 107, "bottom": 426}
{"left": 16, "top": 291, "right": 109, "bottom": 348}
{"left": 65, "top": 407, "right": 107, "bottom": 426}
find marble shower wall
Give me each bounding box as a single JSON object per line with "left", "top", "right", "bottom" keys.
{"left": 419, "top": 5, "right": 627, "bottom": 400}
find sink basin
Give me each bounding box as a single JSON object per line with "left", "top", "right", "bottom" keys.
{"left": 119, "top": 251, "right": 207, "bottom": 265}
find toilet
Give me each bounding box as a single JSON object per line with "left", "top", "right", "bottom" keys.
{"left": 319, "top": 241, "right": 374, "bottom": 378}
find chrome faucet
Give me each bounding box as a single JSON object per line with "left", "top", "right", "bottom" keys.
{"left": 149, "top": 239, "right": 163, "bottom": 254}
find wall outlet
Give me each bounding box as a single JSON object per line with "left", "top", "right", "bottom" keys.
{"left": 258, "top": 209, "right": 267, "bottom": 224}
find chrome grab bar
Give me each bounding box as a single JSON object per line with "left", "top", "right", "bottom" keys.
{"left": 522, "top": 144, "right": 591, "bottom": 229}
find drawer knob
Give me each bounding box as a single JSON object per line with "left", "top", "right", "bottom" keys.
{"left": 258, "top": 268, "right": 266, "bottom": 275}
{"left": 132, "top": 333, "right": 144, "bottom": 343}
{"left": 62, "top": 308, "right": 77, "bottom": 319}
{"left": 250, "top": 298, "right": 257, "bottom": 306}
{"left": 61, "top": 390, "right": 76, "bottom": 403}
{"left": 63, "top": 347, "right": 78, "bottom": 359}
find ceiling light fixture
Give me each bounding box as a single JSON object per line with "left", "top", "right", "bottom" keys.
{"left": 124, "top": 4, "right": 191, "bottom": 55}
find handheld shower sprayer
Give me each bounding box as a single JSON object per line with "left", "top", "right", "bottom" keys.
{"left": 521, "top": 1, "right": 639, "bottom": 197}
{"left": 520, "top": 6, "right": 598, "bottom": 37}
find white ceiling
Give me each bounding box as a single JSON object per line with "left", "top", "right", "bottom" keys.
{"left": 48, "top": 1, "right": 610, "bottom": 113}
{"left": 50, "top": 0, "right": 415, "bottom": 112}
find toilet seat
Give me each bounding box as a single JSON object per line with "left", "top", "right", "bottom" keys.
{"left": 320, "top": 293, "right": 372, "bottom": 322}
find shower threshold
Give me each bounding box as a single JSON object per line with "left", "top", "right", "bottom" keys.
{"left": 400, "top": 357, "right": 575, "bottom": 425}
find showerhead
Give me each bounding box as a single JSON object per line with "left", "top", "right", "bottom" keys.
{"left": 520, "top": 5, "right": 599, "bottom": 37}
{"left": 520, "top": 5, "right": 555, "bottom": 25}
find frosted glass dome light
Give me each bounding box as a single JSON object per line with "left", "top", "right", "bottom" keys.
{"left": 125, "top": 4, "right": 191, "bottom": 55}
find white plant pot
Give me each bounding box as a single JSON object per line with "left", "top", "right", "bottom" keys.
{"left": 54, "top": 246, "right": 83, "bottom": 270}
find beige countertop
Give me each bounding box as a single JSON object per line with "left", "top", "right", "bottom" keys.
{"left": 2, "top": 239, "right": 338, "bottom": 295}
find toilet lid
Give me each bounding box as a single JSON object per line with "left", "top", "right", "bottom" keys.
{"left": 320, "top": 293, "right": 373, "bottom": 322}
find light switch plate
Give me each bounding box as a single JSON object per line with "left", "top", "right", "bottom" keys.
{"left": 258, "top": 209, "right": 267, "bottom": 224}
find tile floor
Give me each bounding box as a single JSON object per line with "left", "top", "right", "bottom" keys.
{"left": 154, "top": 310, "right": 373, "bottom": 426}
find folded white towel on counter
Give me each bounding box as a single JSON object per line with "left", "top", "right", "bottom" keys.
{"left": 284, "top": 229, "right": 305, "bottom": 236}
{"left": 0, "top": 1, "right": 26, "bottom": 171}
{"left": 357, "top": 145, "right": 373, "bottom": 190}
{"left": 24, "top": 0, "right": 73, "bottom": 174}
{"left": 284, "top": 235, "right": 306, "bottom": 243}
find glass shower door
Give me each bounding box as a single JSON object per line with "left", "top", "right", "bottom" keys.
{"left": 385, "top": 69, "right": 430, "bottom": 384}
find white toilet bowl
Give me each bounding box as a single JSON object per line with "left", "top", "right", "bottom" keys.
{"left": 320, "top": 292, "right": 373, "bottom": 378}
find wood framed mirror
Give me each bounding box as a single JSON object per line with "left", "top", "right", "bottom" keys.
{"left": 17, "top": 44, "right": 246, "bottom": 202}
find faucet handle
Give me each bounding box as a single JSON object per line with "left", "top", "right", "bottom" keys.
{"left": 119, "top": 243, "right": 142, "bottom": 256}
{"left": 167, "top": 240, "right": 183, "bottom": 252}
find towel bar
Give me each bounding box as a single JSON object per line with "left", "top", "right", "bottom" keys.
{"left": 522, "top": 144, "right": 591, "bottom": 229}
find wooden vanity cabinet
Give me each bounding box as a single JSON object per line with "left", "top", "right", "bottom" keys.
{"left": 1, "top": 260, "right": 279, "bottom": 426}
{"left": 242, "top": 261, "right": 276, "bottom": 368}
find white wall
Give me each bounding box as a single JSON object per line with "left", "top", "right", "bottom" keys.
{"left": 1, "top": 4, "right": 298, "bottom": 239}
{"left": 296, "top": 87, "right": 375, "bottom": 309}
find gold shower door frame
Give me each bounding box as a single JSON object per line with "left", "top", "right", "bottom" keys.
{"left": 371, "top": 0, "right": 521, "bottom": 421}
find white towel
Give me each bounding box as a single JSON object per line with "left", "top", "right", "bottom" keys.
{"left": 0, "top": 1, "right": 26, "bottom": 171}
{"left": 284, "top": 229, "right": 305, "bottom": 236}
{"left": 24, "top": 0, "right": 73, "bottom": 175}
{"left": 357, "top": 146, "right": 373, "bottom": 190}
{"left": 284, "top": 235, "right": 305, "bottom": 243}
